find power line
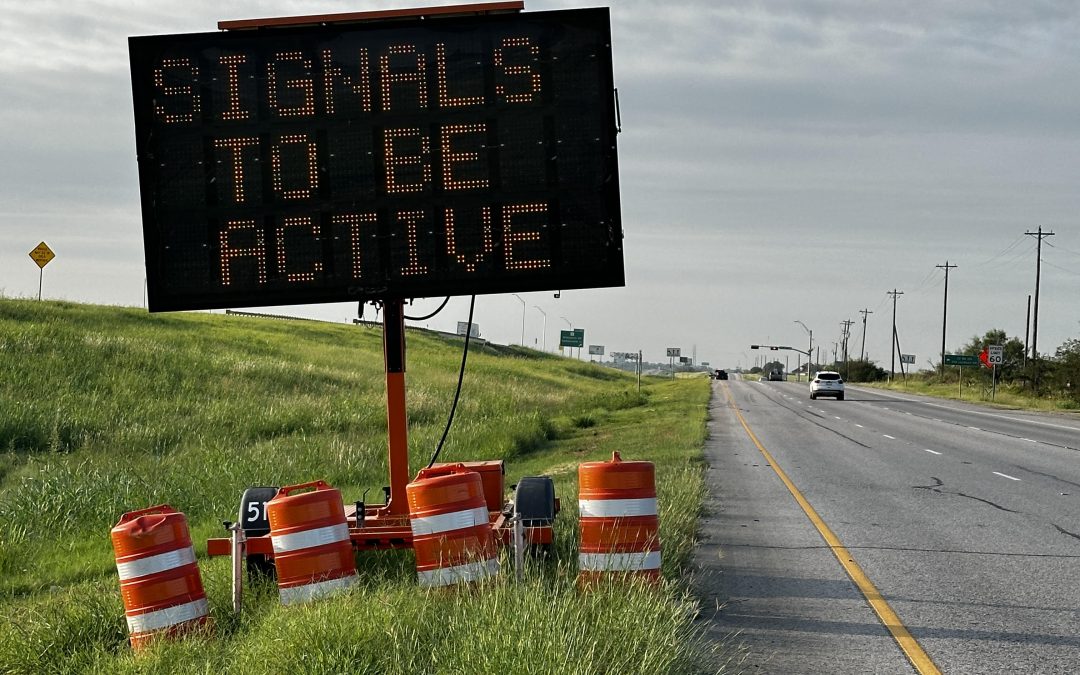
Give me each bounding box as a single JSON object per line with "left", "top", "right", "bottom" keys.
{"left": 974, "top": 235, "right": 1026, "bottom": 267}
{"left": 1044, "top": 240, "right": 1080, "bottom": 259}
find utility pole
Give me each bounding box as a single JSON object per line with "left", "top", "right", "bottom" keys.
{"left": 936, "top": 261, "right": 957, "bottom": 377}
{"left": 1023, "top": 295, "right": 1031, "bottom": 371}
{"left": 858, "top": 308, "right": 872, "bottom": 361}
{"left": 841, "top": 319, "right": 854, "bottom": 378}
{"left": 887, "top": 289, "right": 904, "bottom": 381}
{"left": 795, "top": 320, "right": 813, "bottom": 381}
{"left": 1025, "top": 227, "right": 1054, "bottom": 388}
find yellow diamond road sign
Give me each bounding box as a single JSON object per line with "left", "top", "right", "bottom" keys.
{"left": 29, "top": 242, "right": 55, "bottom": 269}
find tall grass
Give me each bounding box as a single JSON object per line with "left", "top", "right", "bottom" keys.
{"left": 864, "top": 374, "right": 1080, "bottom": 411}
{"left": 0, "top": 299, "right": 719, "bottom": 672}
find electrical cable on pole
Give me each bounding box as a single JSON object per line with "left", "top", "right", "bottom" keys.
{"left": 936, "top": 262, "right": 957, "bottom": 376}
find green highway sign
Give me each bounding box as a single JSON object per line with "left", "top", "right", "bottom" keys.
{"left": 560, "top": 329, "right": 584, "bottom": 348}
{"left": 944, "top": 354, "right": 980, "bottom": 367}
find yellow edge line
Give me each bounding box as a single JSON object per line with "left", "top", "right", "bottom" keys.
{"left": 723, "top": 384, "right": 941, "bottom": 675}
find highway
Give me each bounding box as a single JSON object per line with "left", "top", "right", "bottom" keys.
{"left": 693, "top": 377, "right": 1080, "bottom": 673}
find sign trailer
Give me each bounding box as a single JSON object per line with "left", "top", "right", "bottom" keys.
{"left": 133, "top": 4, "right": 626, "bottom": 597}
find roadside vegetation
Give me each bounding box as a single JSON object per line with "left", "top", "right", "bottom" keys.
{"left": 0, "top": 299, "right": 722, "bottom": 673}
{"left": 818, "top": 329, "right": 1080, "bottom": 412}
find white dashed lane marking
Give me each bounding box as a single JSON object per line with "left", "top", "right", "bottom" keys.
{"left": 882, "top": 434, "right": 896, "bottom": 440}
{"left": 924, "top": 449, "right": 942, "bottom": 455}
{"left": 993, "top": 472, "right": 1021, "bottom": 481}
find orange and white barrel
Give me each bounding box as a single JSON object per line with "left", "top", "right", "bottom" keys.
{"left": 110, "top": 505, "right": 209, "bottom": 650}
{"left": 267, "top": 480, "right": 357, "bottom": 605}
{"left": 578, "top": 451, "right": 661, "bottom": 582}
{"left": 407, "top": 465, "right": 499, "bottom": 587}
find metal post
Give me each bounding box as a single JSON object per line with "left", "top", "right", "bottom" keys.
{"left": 382, "top": 300, "right": 410, "bottom": 517}
{"left": 229, "top": 521, "right": 246, "bottom": 614}
{"left": 992, "top": 364, "right": 997, "bottom": 401}
{"left": 512, "top": 504, "right": 524, "bottom": 582}
{"left": 637, "top": 350, "right": 642, "bottom": 395}
{"left": 37, "top": 268, "right": 43, "bottom": 301}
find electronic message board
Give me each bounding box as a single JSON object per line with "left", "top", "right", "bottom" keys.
{"left": 129, "top": 8, "right": 622, "bottom": 312}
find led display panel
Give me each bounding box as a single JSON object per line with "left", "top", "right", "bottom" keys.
{"left": 129, "top": 8, "right": 622, "bottom": 312}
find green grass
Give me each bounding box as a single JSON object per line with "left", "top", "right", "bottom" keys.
{"left": 0, "top": 299, "right": 720, "bottom": 673}
{"left": 862, "top": 375, "right": 1080, "bottom": 412}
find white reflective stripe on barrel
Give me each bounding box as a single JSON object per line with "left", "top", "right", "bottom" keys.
{"left": 116, "top": 546, "right": 196, "bottom": 581}
{"left": 126, "top": 597, "right": 208, "bottom": 634}
{"left": 278, "top": 572, "right": 357, "bottom": 606}
{"left": 579, "top": 550, "right": 662, "bottom": 572}
{"left": 271, "top": 523, "right": 350, "bottom": 554}
{"left": 578, "top": 497, "right": 657, "bottom": 518}
{"left": 417, "top": 557, "right": 499, "bottom": 588}
{"left": 410, "top": 506, "right": 490, "bottom": 537}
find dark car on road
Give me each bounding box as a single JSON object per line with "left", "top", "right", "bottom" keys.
{"left": 715, "top": 369, "right": 728, "bottom": 380}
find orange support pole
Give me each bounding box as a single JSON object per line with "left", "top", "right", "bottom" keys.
{"left": 382, "top": 300, "right": 411, "bottom": 517}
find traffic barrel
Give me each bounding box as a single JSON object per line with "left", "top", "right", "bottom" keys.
{"left": 110, "top": 505, "right": 209, "bottom": 650}
{"left": 408, "top": 465, "right": 499, "bottom": 587}
{"left": 267, "top": 480, "right": 357, "bottom": 605}
{"left": 578, "top": 451, "right": 661, "bottom": 583}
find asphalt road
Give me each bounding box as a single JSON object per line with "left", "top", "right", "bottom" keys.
{"left": 694, "top": 377, "right": 1080, "bottom": 674}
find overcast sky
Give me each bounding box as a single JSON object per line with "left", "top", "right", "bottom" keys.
{"left": 2, "top": 0, "right": 1078, "bottom": 370}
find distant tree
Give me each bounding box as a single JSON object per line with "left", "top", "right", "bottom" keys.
{"left": 959, "top": 329, "right": 1025, "bottom": 382}
{"left": 844, "top": 359, "right": 888, "bottom": 382}
{"left": 1052, "top": 338, "right": 1080, "bottom": 402}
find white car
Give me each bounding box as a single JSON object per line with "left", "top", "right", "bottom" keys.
{"left": 810, "top": 371, "right": 844, "bottom": 400}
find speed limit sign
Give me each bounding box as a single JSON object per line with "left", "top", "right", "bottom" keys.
{"left": 988, "top": 345, "right": 1004, "bottom": 365}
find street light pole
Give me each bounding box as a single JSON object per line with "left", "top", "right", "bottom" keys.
{"left": 560, "top": 316, "right": 573, "bottom": 359}
{"left": 533, "top": 306, "right": 547, "bottom": 351}
{"left": 512, "top": 294, "right": 525, "bottom": 346}
{"left": 795, "top": 321, "right": 813, "bottom": 381}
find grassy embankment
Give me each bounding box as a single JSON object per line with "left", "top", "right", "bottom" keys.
{"left": 862, "top": 375, "right": 1080, "bottom": 412}
{"left": 0, "top": 299, "right": 724, "bottom": 673}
